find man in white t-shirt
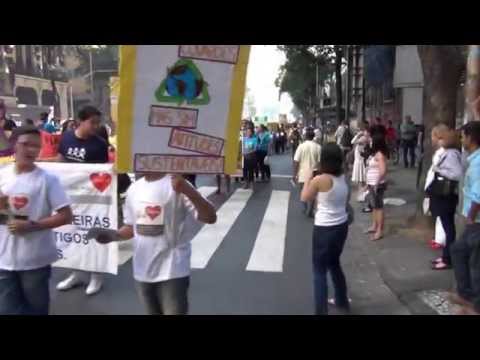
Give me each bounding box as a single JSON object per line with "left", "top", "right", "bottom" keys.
{"left": 93, "top": 173, "right": 216, "bottom": 315}
{"left": 0, "top": 126, "right": 73, "bottom": 315}
{"left": 293, "top": 127, "right": 321, "bottom": 217}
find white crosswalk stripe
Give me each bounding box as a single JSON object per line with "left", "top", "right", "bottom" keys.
{"left": 246, "top": 191, "right": 290, "bottom": 272}
{"left": 197, "top": 186, "right": 218, "bottom": 199}
{"left": 191, "top": 189, "right": 253, "bottom": 269}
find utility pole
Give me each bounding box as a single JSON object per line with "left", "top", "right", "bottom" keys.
{"left": 89, "top": 50, "right": 94, "bottom": 105}
{"left": 345, "top": 45, "right": 352, "bottom": 128}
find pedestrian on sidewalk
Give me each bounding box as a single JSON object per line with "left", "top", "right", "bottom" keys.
{"left": 289, "top": 124, "right": 302, "bottom": 160}
{"left": 278, "top": 124, "right": 287, "bottom": 154}
{"left": 400, "top": 116, "right": 418, "bottom": 168}
{"left": 242, "top": 127, "right": 258, "bottom": 190}
{"left": 351, "top": 121, "right": 370, "bottom": 202}
{"left": 55, "top": 106, "right": 109, "bottom": 296}
{"left": 0, "top": 126, "right": 73, "bottom": 315}
{"left": 301, "top": 143, "right": 350, "bottom": 315}
{"left": 255, "top": 124, "right": 272, "bottom": 182}
{"left": 365, "top": 133, "right": 388, "bottom": 241}
{"left": 426, "top": 125, "right": 462, "bottom": 270}
{"left": 93, "top": 174, "right": 216, "bottom": 315}
{"left": 293, "top": 127, "right": 321, "bottom": 217}
{"left": 450, "top": 121, "right": 480, "bottom": 315}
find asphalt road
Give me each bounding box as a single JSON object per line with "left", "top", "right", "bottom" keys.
{"left": 50, "top": 151, "right": 411, "bottom": 315}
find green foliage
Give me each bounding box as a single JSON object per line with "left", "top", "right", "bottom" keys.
{"left": 276, "top": 45, "right": 344, "bottom": 117}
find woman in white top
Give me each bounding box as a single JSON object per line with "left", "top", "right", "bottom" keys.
{"left": 365, "top": 133, "right": 388, "bottom": 241}
{"left": 426, "top": 125, "right": 463, "bottom": 270}
{"left": 351, "top": 121, "right": 370, "bottom": 199}
{"left": 301, "top": 143, "right": 350, "bottom": 315}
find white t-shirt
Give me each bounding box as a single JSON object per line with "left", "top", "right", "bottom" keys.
{"left": 294, "top": 140, "right": 321, "bottom": 183}
{"left": 123, "top": 176, "right": 199, "bottom": 283}
{"left": 0, "top": 165, "right": 71, "bottom": 271}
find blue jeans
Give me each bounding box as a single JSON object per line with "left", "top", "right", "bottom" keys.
{"left": 0, "top": 266, "right": 51, "bottom": 315}
{"left": 451, "top": 224, "right": 480, "bottom": 312}
{"left": 135, "top": 277, "right": 190, "bottom": 315}
{"left": 312, "top": 222, "right": 349, "bottom": 315}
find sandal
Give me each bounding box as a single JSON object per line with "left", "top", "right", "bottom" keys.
{"left": 432, "top": 261, "right": 452, "bottom": 271}
{"left": 364, "top": 228, "right": 376, "bottom": 234}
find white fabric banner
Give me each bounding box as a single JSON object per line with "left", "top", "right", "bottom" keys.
{"left": 30, "top": 163, "right": 119, "bottom": 275}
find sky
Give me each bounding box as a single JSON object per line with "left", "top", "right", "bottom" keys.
{"left": 245, "top": 45, "right": 294, "bottom": 121}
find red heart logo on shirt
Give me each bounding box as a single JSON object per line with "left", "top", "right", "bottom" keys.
{"left": 12, "top": 196, "right": 29, "bottom": 210}
{"left": 146, "top": 206, "right": 162, "bottom": 221}
{"left": 90, "top": 173, "right": 112, "bottom": 192}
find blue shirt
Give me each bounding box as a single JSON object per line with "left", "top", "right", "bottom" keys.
{"left": 243, "top": 136, "right": 258, "bottom": 155}
{"left": 463, "top": 148, "right": 480, "bottom": 221}
{"left": 257, "top": 132, "right": 271, "bottom": 152}
{"left": 58, "top": 130, "right": 109, "bottom": 163}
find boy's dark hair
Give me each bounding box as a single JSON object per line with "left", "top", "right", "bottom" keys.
{"left": 305, "top": 127, "right": 315, "bottom": 140}
{"left": 11, "top": 125, "right": 41, "bottom": 141}
{"left": 462, "top": 121, "right": 480, "bottom": 146}
{"left": 40, "top": 112, "right": 49, "bottom": 121}
{"left": 320, "top": 143, "right": 344, "bottom": 176}
{"left": 78, "top": 106, "right": 101, "bottom": 122}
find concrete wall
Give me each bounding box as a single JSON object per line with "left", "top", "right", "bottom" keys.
{"left": 402, "top": 87, "right": 424, "bottom": 125}
{"left": 394, "top": 45, "right": 424, "bottom": 124}
{"left": 394, "top": 45, "right": 424, "bottom": 88}
{"left": 14, "top": 75, "right": 69, "bottom": 119}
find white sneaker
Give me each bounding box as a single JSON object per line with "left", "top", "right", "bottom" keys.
{"left": 86, "top": 274, "right": 103, "bottom": 296}
{"left": 57, "top": 272, "right": 84, "bottom": 291}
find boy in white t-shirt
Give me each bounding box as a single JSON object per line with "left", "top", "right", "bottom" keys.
{"left": 0, "top": 126, "right": 73, "bottom": 315}
{"left": 94, "top": 173, "right": 216, "bottom": 315}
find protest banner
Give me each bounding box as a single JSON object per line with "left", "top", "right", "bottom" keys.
{"left": 0, "top": 162, "right": 120, "bottom": 275}
{"left": 116, "top": 45, "right": 250, "bottom": 175}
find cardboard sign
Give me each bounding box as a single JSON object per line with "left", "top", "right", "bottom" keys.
{"left": 117, "top": 45, "right": 250, "bottom": 175}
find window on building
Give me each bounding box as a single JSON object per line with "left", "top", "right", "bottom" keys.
{"left": 16, "top": 87, "right": 38, "bottom": 106}
{"left": 41, "top": 90, "right": 55, "bottom": 107}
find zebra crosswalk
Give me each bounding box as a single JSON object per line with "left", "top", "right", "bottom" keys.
{"left": 191, "top": 189, "right": 253, "bottom": 269}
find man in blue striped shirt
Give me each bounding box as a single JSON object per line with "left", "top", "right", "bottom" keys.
{"left": 451, "top": 121, "right": 480, "bottom": 315}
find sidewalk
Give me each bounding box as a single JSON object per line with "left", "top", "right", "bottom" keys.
{"left": 347, "top": 163, "right": 458, "bottom": 315}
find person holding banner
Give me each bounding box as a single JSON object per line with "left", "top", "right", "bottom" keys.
{"left": 93, "top": 173, "right": 216, "bottom": 315}
{"left": 0, "top": 126, "right": 73, "bottom": 315}
{"left": 56, "top": 106, "right": 110, "bottom": 296}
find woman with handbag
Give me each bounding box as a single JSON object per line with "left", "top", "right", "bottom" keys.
{"left": 301, "top": 143, "right": 351, "bottom": 315}
{"left": 426, "top": 125, "right": 463, "bottom": 270}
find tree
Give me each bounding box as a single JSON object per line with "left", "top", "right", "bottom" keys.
{"left": 243, "top": 87, "right": 257, "bottom": 119}
{"left": 276, "top": 45, "right": 345, "bottom": 123}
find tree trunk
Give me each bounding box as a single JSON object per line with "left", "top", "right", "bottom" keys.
{"left": 334, "top": 45, "right": 343, "bottom": 122}
{"left": 465, "top": 45, "right": 480, "bottom": 122}
{"left": 411, "top": 46, "right": 465, "bottom": 228}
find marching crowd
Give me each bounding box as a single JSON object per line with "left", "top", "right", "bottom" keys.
{"left": 1, "top": 95, "right": 480, "bottom": 316}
